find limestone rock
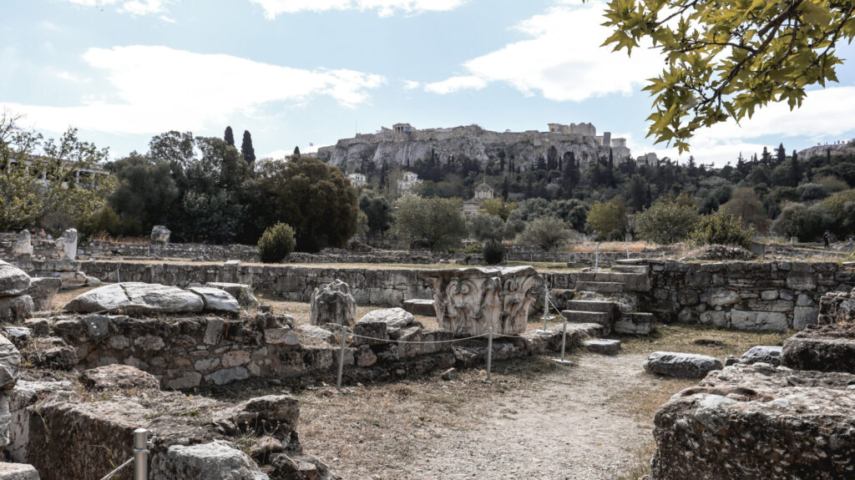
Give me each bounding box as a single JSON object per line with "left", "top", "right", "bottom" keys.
{"left": 421, "top": 266, "right": 543, "bottom": 336}
{"left": 357, "top": 308, "right": 414, "bottom": 330}
{"left": 151, "top": 225, "right": 171, "bottom": 245}
{"left": 649, "top": 364, "right": 855, "bottom": 480}
{"left": 25, "top": 278, "right": 61, "bottom": 312}
{"left": 643, "top": 352, "right": 723, "bottom": 379}
{"left": 309, "top": 280, "right": 356, "bottom": 327}
{"left": 730, "top": 310, "right": 788, "bottom": 332}
{"left": 0, "top": 335, "right": 21, "bottom": 390}
{"left": 55, "top": 228, "right": 78, "bottom": 261}
{"left": 0, "top": 296, "right": 34, "bottom": 323}
{"left": 402, "top": 299, "right": 436, "bottom": 317}
{"left": 188, "top": 287, "right": 241, "bottom": 314}
{"left": 0, "top": 261, "right": 31, "bottom": 297}
{"left": 584, "top": 339, "right": 621, "bottom": 355}
{"left": 818, "top": 288, "right": 855, "bottom": 325}
{"left": 11, "top": 230, "right": 33, "bottom": 258}
{"left": 0, "top": 463, "right": 39, "bottom": 480}
{"left": 738, "top": 346, "right": 782, "bottom": 366}
{"left": 355, "top": 345, "right": 377, "bottom": 367}
{"left": 79, "top": 364, "right": 160, "bottom": 391}
{"left": 22, "top": 337, "right": 78, "bottom": 370}
{"left": 151, "top": 440, "right": 269, "bottom": 480}
{"left": 64, "top": 283, "right": 205, "bottom": 314}
{"left": 205, "top": 282, "right": 260, "bottom": 309}
{"left": 296, "top": 325, "right": 335, "bottom": 345}
{"left": 781, "top": 324, "right": 855, "bottom": 374}
{"left": 218, "top": 395, "right": 300, "bottom": 438}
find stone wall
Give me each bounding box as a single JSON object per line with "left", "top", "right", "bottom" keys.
{"left": 646, "top": 260, "right": 855, "bottom": 332}
{"left": 79, "top": 240, "right": 261, "bottom": 262}
{"left": 0, "top": 232, "right": 62, "bottom": 260}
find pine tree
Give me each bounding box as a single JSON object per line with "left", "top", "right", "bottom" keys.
{"left": 761, "top": 146, "right": 772, "bottom": 166}
{"left": 241, "top": 131, "right": 256, "bottom": 163}
{"left": 293, "top": 146, "right": 301, "bottom": 159}
{"left": 224, "top": 126, "right": 235, "bottom": 147}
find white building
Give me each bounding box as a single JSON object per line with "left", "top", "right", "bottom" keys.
{"left": 398, "top": 171, "right": 422, "bottom": 195}
{"left": 348, "top": 173, "right": 366, "bottom": 188}
{"left": 474, "top": 182, "right": 494, "bottom": 201}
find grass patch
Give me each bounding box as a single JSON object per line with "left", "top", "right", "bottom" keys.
{"left": 617, "top": 324, "right": 791, "bottom": 358}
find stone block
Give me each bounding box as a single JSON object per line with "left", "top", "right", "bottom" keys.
{"left": 0, "top": 463, "right": 39, "bottom": 480}
{"left": 402, "top": 299, "right": 436, "bottom": 317}
{"left": 793, "top": 306, "right": 819, "bottom": 330}
{"left": 699, "top": 311, "right": 728, "bottom": 329}
{"left": 738, "top": 346, "right": 781, "bottom": 366}
{"left": 643, "top": 352, "right": 722, "bottom": 378}
{"left": 25, "top": 278, "right": 61, "bottom": 312}
{"left": 151, "top": 440, "right": 268, "bottom": 480}
{"left": 730, "top": 310, "right": 788, "bottom": 332}
{"left": 584, "top": 339, "right": 621, "bottom": 355}
{"left": 782, "top": 324, "right": 855, "bottom": 374}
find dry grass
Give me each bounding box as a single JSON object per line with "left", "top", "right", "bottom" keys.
{"left": 569, "top": 241, "right": 663, "bottom": 253}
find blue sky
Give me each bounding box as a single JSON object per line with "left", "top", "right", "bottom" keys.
{"left": 2, "top": 0, "right": 855, "bottom": 166}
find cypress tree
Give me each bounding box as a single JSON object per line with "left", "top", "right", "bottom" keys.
{"left": 224, "top": 126, "right": 235, "bottom": 147}
{"left": 241, "top": 131, "right": 256, "bottom": 164}
{"left": 293, "top": 146, "right": 301, "bottom": 159}
{"left": 791, "top": 150, "right": 801, "bottom": 186}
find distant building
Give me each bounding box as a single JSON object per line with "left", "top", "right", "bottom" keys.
{"left": 393, "top": 123, "right": 414, "bottom": 133}
{"left": 348, "top": 173, "right": 366, "bottom": 188}
{"left": 637, "top": 152, "right": 659, "bottom": 165}
{"left": 463, "top": 183, "right": 495, "bottom": 215}
{"left": 398, "top": 171, "right": 422, "bottom": 195}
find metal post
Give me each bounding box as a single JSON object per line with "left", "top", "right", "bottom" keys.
{"left": 560, "top": 315, "right": 568, "bottom": 362}
{"left": 486, "top": 326, "right": 493, "bottom": 381}
{"left": 626, "top": 245, "right": 630, "bottom": 260}
{"left": 117, "top": 267, "right": 121, "bottom": 284}
{"left": 595, "top": 243, "right": 600, "bottom": 273}
{"left": 133, "top": 428, "right": 148, "bottom": 480}
{"left": 542, "top": 287, "right": 549, "bottom": 331}
{"left": 337, "top": 325, "right": 347, "bottom": 390}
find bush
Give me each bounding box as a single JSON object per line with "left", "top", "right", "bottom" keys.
{"left": 79, "top": 206, "right": 120, "bottom": 239}
{"left": 586, "top": 199, "right": 628, "bottom": 240}
{"left": 635, "top": 196, "right": 699, "bottom": 244}
{"left": 689, "top": 212, "right": 753, "bottom": 248}
{"left": 482, "top": 240, "right": 505, "bottom": 265}
{"left": 467, "top": 212, "right": 505, "bottom": 243}
{"left": 517, "top": 217, "right": 577, "bottom": 251}
{"left": 771, "top": 203, "right": 833, "bottom": 241}
{"left": 258, "top": 223, "right": 296, "bottom": 263}
{"left": 798, "top": 183, "right": 829, "bottom": 201}
{"left": 462, "top": 242, "right": 483, "bottom": 254}
{"left": 820, "top": 189, "right": 855, "bottom": 237}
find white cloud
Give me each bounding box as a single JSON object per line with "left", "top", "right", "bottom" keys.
{"left": 3, "top": 45, "right": 385, "bottom": 135}
{"left": 60, "top": 0, "right": 173, "bottom": 19}
{"left": 425, "top": 1, "right": 663, "bottom": 101}
{"left": 423, "top": 75, "right": 487, "bottom": 94}
{"left": 402, "top": 80, "right": 421, "bottom": 90}
{"left": 250, "top": 0, "right": 467, "bottom": 18}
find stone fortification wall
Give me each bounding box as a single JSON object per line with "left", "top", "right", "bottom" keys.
{"left": 646, "top": 260, "right": 855, "bottom": 332}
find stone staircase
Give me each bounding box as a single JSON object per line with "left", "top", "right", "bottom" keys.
{"left": 560, "top": 259, "right": 656, "bottom": 335}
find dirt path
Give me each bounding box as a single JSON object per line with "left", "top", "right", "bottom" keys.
{"left": 297, "top": 352, "right": 679, "bottom": 480}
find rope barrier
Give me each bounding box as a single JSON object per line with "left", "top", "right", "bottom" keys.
{"left": 99, "top": 458, "right": 133, "bottom": 480}
{"left": 343, "top": 331, "right": 491, "bottom": 345}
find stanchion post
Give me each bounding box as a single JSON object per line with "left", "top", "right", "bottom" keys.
{"left": 542, "top": 287, "right": 549, "bottom": 331}
{"left": 595, "top": 243, "right": 600, "bottom": 273}
{"left": 486, "top": 326, "right": 493, "bottom": 381}
{"left": 337, "top": 325, "right": 347, "bottom": 390}
{"left": 133, "top": 428, "right": 148, "bottom": 480}
{"left": 560, "top": 315, "right": 568, "bottom": 362}
{"left": 626, "top": 245, "right": 630, "bottom": 260}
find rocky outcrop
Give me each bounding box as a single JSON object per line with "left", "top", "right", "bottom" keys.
{"left": 63, "top": 283, "right": 241, "bottom": 315}
{"left": 309, "top": 280, "right": 357, "bottom": 327}
{"left": 151, "top": 440, "right": 269, "bottom": 480}
{"left": 150, "top": 225, "right": 171, "bottom": 245}
{"left": 649, "top": 363, "right": 855, "bottom": 480}
{"left": 79, "top": 364, "right": 161, "bottom": 391}
{"left": 643, "top": 352, "right": 723, "bottom": 378}
{"left": 421, "top": 266, "right": 543, "bottom": 336}
{"left": 781, "top": 324, "right": 855, "bottom": 374}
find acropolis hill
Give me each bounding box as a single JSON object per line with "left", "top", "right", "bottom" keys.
{"left": 317, "top": 123, "right": 657, "bottom": 174}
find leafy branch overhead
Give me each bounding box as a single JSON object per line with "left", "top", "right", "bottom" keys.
{"left": 601, "top": 0, "right": 855, "bottom": 152}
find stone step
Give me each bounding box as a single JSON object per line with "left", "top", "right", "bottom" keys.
{"left": 564, "top": 300, "right": 619, "bottom": 315}
{"left": 402, "top": 299, "right": 436, "bottom": 317}
{"left": 560, "top": 310, "right": 613, "bottom": 329}
{"left": 615, "top": 258, "right": 651, "bottom": 265}
{"left": 576, "top": 281, "right": 626, "bottom": 294}
{"left": 584, "top": 339, "right": 622, "bottom": 355}
{"left": 611, "top": 265, "right": 649, "bottom": 274}
{"left": 614, "top": 312, "right": 656, "bottom": 335}
{"left": 577, "top": 272, "right": 650, "bottom": 292}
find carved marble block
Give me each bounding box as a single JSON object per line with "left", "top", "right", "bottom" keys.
{"left": 421, "top": 266, "right": 543, "bottom": 337}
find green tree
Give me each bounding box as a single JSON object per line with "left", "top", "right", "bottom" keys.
{"left": 636, "top": 195, "right": 700, "bottom": 244}
{"left": 587, "top": 198, "right": 629, "bottom": 240}
{"left": 480, "top": 198, "right": 518, "bottom": 221}
{"left": 258, "top": 222, "right": 296, "bottom": 263}
{"left": 394, "top": 195, "right": 467, "bottom": 252}
{"left": 258, "top": 157, "right": 359, "bottom": 252}
{"left": 603, "top": 0, "right": 855, "bottom": 151}
{"left": 772, "top": 203, "right": 833, "bottom": 241}
{"left": 241, "top": 130, "right": 256, "bottom": 164}
{"left": 517, "top": 217, "right": 578, "bottom": 251}
{"left": 720, "top": 187, "right": 770, "bottom": 233}
{"left": 359, "top": 193, "right": 393, "bottom": 241}
{"left": 467, "top": 212, "right": 505, "bottom": 243}
{"left": 108, "top": 154, "right": 180, "bottom": 236}
{"left": 224, "top": 126, "right": 235, "bottom": 147}
{"left": 690, "top": 211, "right": 754, "bottom": 248}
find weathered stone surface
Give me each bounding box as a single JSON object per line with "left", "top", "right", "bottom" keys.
{"left": 7, "top": 380, "right": 76, "bottom": 463}
{"left": 357, "top": 308, "right": 414, "bottom": 330}
{"left": 0, "top": 296, "right": 34, "bottom": 323}
{"left": 0, "top": 463, "right": 40, "bottom": 480}
{"left": 782, "top": 324, "right": 855, "bottom": 374}
{"left": 216, "top": 395, "right": 299, "bottom": 439}
{"left": 54, "top": 228, "right": 77, "bottom": 261}
{"left": 151, "top": 440, "right": 269, "bottom": 480}
{"left": 64, "top": 282, "right": 205, "bottom": 314}
{"left": 188, "top": 287, "right": 241, "bottom": 314}
{"left": 730, "top": 310, "right": 788, "bottom": 332}
{"left": 205, "top": 367, "right": 250, "bottom": 386}
{"left": 296, "top": 325, "right": 335, "bottom": 345}
{"left": 79, "top": 364, "right": 160, "bottom": 391}
{"left": 309, "top": 280, "right": 357, "bottom": 327}
{"left": 0, "top": 262, "right": 31, "bottom": 298}
{"left": 818, "top": 288, "right": 855, "bottom": 325}
{"left": 403, "top": 299, "right": 436, "bottom": 317}
{"left": 584, "top": 339, "right": 621, "bottom": 355}
{"left": 205, "top": 282, "right": 260, "bottom": 309}
{"left": 25, "top": 278, "right": 61, "bottom": 312}
{"left": 11, "top": 231, "right": 33, "bottom": 258}
{"left": 20, "top": 337, "right": 77, "bottom": 371}
{"left": 703, "top": 288, "right": 739, "bottom": 307}
{"left": 650, "top": 364, "right": 855, "bottom": 480}
{"left": 0, "top": 335, "right": 21, "bottom": 390}
{"left": 613, "top": 313, "right": 656, "bottom": 335}
{"left": 421, "top": 266, "right": 543, "bottom": 336}
{"left": 440, "top": 368, "right": 458, "bottom": 380}
{"left": 738, "top": 346, "right": 781, "bottom": 366}
{"left": 643, "top": 352, "right": 722, "bottom": 378}
{"left": 793, "top": 306, "right": 819, "bottom": 330}
{"left": 151, "top": 225, "right": 171, "bottom": 245}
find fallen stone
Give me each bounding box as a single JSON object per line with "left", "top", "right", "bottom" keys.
{"left": 64, "top": 283, "right": 205, "bottom": 314}
{"left": 440, "top": 368, "right": 458, "bottom": 381}
{"left": 724, "top": 354, "right": 739, "bottom": 366}
{"left": 25, "top": 278, "right": 61, "bottom": 312}
{"left": 188, "top": 287, "right": 241, "bottom": 314}
{"left": 402, "top": 299, "right": 436, "bottom": 317}
{"left": 204, "top": 282, "right": 260, "bottom": 309}
{"left": 584, "top": 339, "right": 621, "bottom": 355}
{"left": 0, "top": 463, "right": 40, "bottom": 480}
{"left": 650, "top": 364, "right": 855, "bottom": 480}
{"left": 357, "top": 308, "right": 414, "bottom": 330}
{"left": 643, "top": 352, "right": 723, "bottom": 379}
{"left": 296, "top": 324, "right": 336, "bottom": 345}
{"left": 79, "top": 364, "right": 160, "bottom": 391}
{"left": 309, "top": 280, "right": 356, "bottom": 327}
{"left": 0, "top": 261, "right": 31, "bottom": 297}
{"left": 150, "top": 440, "right": 269, "bottom": 480}
{"left": 216, "top": 395, "right": 299, "bottom": 439}
{"left": 781, "top": 324, "right": 855, "bottom": 374}
{"left": 0, "top": 296, "right": 34, "bottom": 323}
{"left": 739, "top": 346, "right": 782, "bottom": 366}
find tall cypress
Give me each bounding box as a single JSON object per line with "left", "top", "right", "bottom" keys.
{"left": 791, "top": 150, "right": 801, "bottom": 187}
{"left": 224, "top": 126, "right": 235, "bottom": 147}
{"left": 241, "top": 131, "right": 256, "bottom": 164}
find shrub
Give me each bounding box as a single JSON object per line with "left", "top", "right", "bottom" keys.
{"left": 462, "top": 242, "right": 483, "bottom": 254}
{"left": 586, "top": 198, "right": 628, "bottom": 240}
{"left": 771, "top": 203, "right": 833, "bottom": 242}
{"left": 820, "top": 189, "right": 855, "bottom": 237}
{"left": 467, "top": 212, "right": 505, "bottom": 243}
{"left": 689, "top": 212, "right": 753, "bottom": 248}
{"left": 258, "top": 222, "right": 296, "bottom": 263}
{"left": 798, "top": 183, "right": 829, "bottom": 201}
{"left": 635, "top": 196, "right": 699, "bottom": 244}
{"left": 482, "top": 240, "right": 505, "bottom": 265}
{"left": 79, "top": 206, "right": 120, "bottom": 239}
{"left": 517, "top": 217, "right": 578, "bottom": 251}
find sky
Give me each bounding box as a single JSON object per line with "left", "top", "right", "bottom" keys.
{"left": 2, "top": 0, "right": 855, "bottom": 166}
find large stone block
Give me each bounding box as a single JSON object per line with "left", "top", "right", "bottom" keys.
{"left": 0, "top": 296, "right": 34, "bottom": 323}
{"left": 64, "top": 283, "right": 205, "bottom": 314}
{"left": 421, "top": 266, "right": 543, "bottom": 336}
{"left": 151, "top": 440, "right": 269, "bottom": 480}
{"left": 730, "top": 310, "right": 788, "bottom": 332}
{"left": 650, "top": 364, "right": 855, "bottom": 480}
{"left": 25, "top": 278, "right": 61, "bottom": 312}
{"left": 0, "top": 261, "right": 31, "bottom": 297}
{"left": 309, "top": 280, "right": 356, "bottom": 327}
{"left": 11, "top": 230, "right": 33, "bottom": 258}
{"left": 0, "top": 463, "right": 39, "bottom": 480}
{"left": 643, "top": 352, "right": 722, "bottom": 378}
{"left": 782, "top": 324, "right": 855, "bottom": 374}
